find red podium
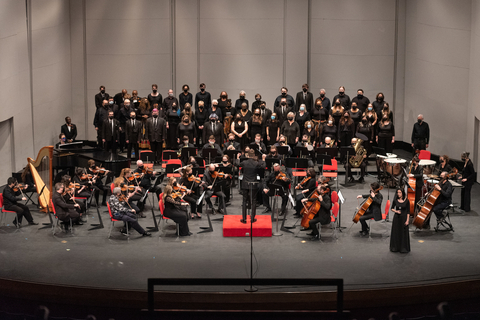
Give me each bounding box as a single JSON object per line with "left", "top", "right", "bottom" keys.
{"left": 223, "top": 215, "right": 272, "bottom": 237}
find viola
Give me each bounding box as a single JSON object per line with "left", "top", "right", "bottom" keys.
{"left": 118, "top": 194, "right": 127, "bottom": 202}
{"left": 173, "top": 185, "right": 188, "bottom": 193}
{"left": 275, "top": 171, "right": 289, "bottom": 182}
{"left": 127, "top": 172, "right": 143, "bottom": 181}
{"left": 172, "top": 191, "right": 184, "bottom": 199}
{"left": 80, "top": 173, "right": 93, "bottom": 181}
{"left": 300, "top": 190, "right": 323, "bottom": 228}
{"left": 295, "top": 176, "right": 311, "bottom": 190}
{"left": 353, "top": 186, "right": 383, "bottom": 223}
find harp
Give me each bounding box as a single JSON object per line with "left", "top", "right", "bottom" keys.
{"left": 27, "top": 146, "right": 53, "bottom": 212}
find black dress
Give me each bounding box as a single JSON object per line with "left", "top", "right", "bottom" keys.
{"left": 234, "top": 120, "right": 249, "bottom": 149}
{"left": 163, "top": 195, "right": 190, "bottom": 236}
{"left": 166, "top": 109, "right": 181, "bottom": 149}
{"left": 390, "top": 198, "right": 410, "bottom": 253}
{"left": 249, "top": 118, "right": 263, "bottom": 142}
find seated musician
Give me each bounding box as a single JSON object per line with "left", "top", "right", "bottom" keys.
{"left": 2, "top": 177, "right": 37, "bottom": 227}
{"left": 87, "top": 159, "right": 108, "bottom": 206}
{"left": 134, "top": 160, "right": 163, "bottom": 200}
{"left": 319, "top": 136, "right": 334, "bottom": 148}
{"left": 201, "top": 135, "right": 223, "bottom": 159}
{"left": 262, "top": 163, "right": 292, "bottom": 216}
{"left": 73, "top": 168, "right": 92, "bottom": 199}
{"left": 61, "top": 116, "right": 77, "bottom": 143}
{"left": 273, "top": 135, "right": 292, "bottom": 157}
{"left": 113, "top": 168, "right": 143, "bottom": 216}
{"left": 429, "top": 171, "right": 453, "bottom": 225}
{"left": 317, "top": 175, "right": 332, "bottom": 196}
{"left": 251, "top": 133, "right": 267, "bottom": 155}
{"left": 56, "top": 133, "right": 67, "bottom": 148}
{"left": 202, "top": 164, "right": 227, "bottom": 215}
{"left": 356, "top": 182, "right": 383, "bottom": 236}
{"left": 218, "top": 155, "right": 234, "bottom": 203}
{"left": 61, "top": 175, "right": 87, "bottom": 217}
{"left": 180, "top": 166, "right": 204, "bottom": 219}
{"left": 20, "top": 166, "right": 36, "bottom": 194}
{"left": 435, "top": 155, "right": 453, "bottom": 176}
{"left": 294, "top": 168, "right": 317, "bottom": 218}
{"left": 166, "top": 176, "right": 196, "bottom": 219}
{"left": 224, "top": 133, "right": 241, "bottom": 152}
{"left": 301, "top": 185, "right": 331, "bottom": 241}
{"left": 345, "top": 138, "right": 367, "bottom": 183}
{"left": 187, "top": 156, "right": 200, "bottom": 168}
{"left": 52, "top": 182, "right": 82, "bottom": 226}
{"left": 109, "top": 187, "right": 151, "bottom": 237}
{"left": 178, "top": 136, "right": 195, "bottom": 165}
{"left": 295, "top": 134, "right": 314, "bottom": 167}
{"left": 407, "top": 155, "right": 423, "bottom": 216}
{"left": 162, "top": 186, "right": 192, "bottom": 237}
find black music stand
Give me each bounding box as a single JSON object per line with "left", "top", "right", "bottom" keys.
{"left": 192, "top": 167, "right": 204, "bottom": 177}
{"left": 340, "top": 146, "right": 355, "bottom": 185}
{"left": 249, "top": 143, "right": 264, "bottom": 157}
{"left": 285, "top": 157, "right": 309, "bottom": 196}
{"left": 162, "top": 150, "right": 178, "bottom": 161}
{"left": 202, "top": 148, "right": 217, "bottom": 165}
{"left": 194, "top": 156, "right": 205, "bottom": 168}
{"left": 180, "top": 147, "right": 197, "bottom": 161}
{"left": 88, "top": 189, "right": 105, "bottom": 231}
{"left": 277, "top": 146, "right": 289, "bottom": 160}
{"left": 265, "top": 158, "right": 278, "bottom": 173}
{"left": 225, "top": 150, "right": 241, "bottom": 162}
{"left": 38, "top": 185, "right": 54, "bottom": 232}
{"left": 295, "top": 146, "right": 309, "bottom": 159}
{"left": 268, "top": 183, "right": 292, "bottom": 235}
{"left": 145, "top": 186, "right": 159, "bottom": 232}
{"left": 316, "top": 154, "right": 332, "bottom": 175}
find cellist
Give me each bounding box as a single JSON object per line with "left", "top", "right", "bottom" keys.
{"left": 356, "top": 182, "right": 383, "bottom": 236}
{"left": 407, "top": 155, "right": 424, "bottom": 216}
{"left": 300, "top": 185, "right": 331, "bottom": 241}
{"left": 294, "top": 168, "right": 317, "bottom": 218}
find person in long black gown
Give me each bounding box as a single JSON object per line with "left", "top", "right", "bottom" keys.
{"left": 390, "top": 188, "right": 410, "bottom": 253}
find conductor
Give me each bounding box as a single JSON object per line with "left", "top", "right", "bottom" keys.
{"left": 237, "top": 149, "right": 267, "bottom": 223}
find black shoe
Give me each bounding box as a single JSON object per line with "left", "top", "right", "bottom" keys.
{"left": 348, "top": 177, "right": 355, "bottom": 183}
{"left": 196, "top": 213, "right": 202, "bottom": 219}
{"left": 360, "top": 230, "right": 369, "bottom": 236}
{"left": 225, "top": 203, "right": 231, "bottom": 207}
{"left": 252, "top": 219, "right": 257, "bottom": 223}
{"left": 307, "top": 232, "right": 315, "bottom": 236}
{"left": 138, "top": 213, "right": 147, "bottom": 218}
{"left": 12, "top": 220, "right": 20, "bottom": 227}
{"left": 293, "top": 214, "right": 302, "bottom": 218}
{"left": 240, "top": 219, "right": 247, "bottom": 224}
{"left": 74, "top": 221, "right": 83, "bottom": 225}
{"left": 143, "top": 232, "right": 152, "bottom": 237}
{"left": 217, "top": 209, "right": 224, "bottom": 215}
{"left": 358, "top": 177, "right": 365, "bottom": 183}
{"left": 120, "top": 228, "right": 128, "bottom": 235}
{"left": 263, "top": 207, "right": 272, "bottom": 213}
{"left": 28, "top": 221, "right": 39, "bottom": 226}
{"left": 310, "top": 235, "right": 320, "bottom": 241}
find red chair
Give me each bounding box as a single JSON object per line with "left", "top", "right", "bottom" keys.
{"left": 331, "top": 191, "right": 339, "bottom": 204}
{"left": 383, "top": 199, "right": 391, "bottom": 220}
{"left": 0, "top": 194, "right": 19, "bottom": 228}
{"left": 158, "top": 194, "right": 179, "bottom": 236}
{"left": 140, "top": 150, "right": 155, "bottom": 167}
{"left": 323, "top": 159, "right": 338, "bottom": 180}
{"left": 110, "top": 183, "right": 115, "bottom": 194}
{"left": 50, "top": 199, "right": 73, "bottom": 234}
{"left": 161, "top": 151, "right": 179, "bottom": 169}
{"left": 418, "top": 150, "right": 431, "bottom": 160}
{"left": 106, "top": 202, "right": 129, "bottom": 239}
{"left": 166, "top": 163, "right": 181, "bottom": 178}
{"left": 329, "top": 202, "right": 340, "bottom": 239}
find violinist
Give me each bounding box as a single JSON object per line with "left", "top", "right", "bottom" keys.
{"left": 20, "top": 166, "right": 36, "bottom": 195}
{"left": 236, "top": 150, "right": 267, "bottom": 223}
{"left": 114, "top": 168, "right": 143, "bottom": 216}
{"left": 407, "top": 155, "right": 424, "bottom": 216}
{"left": 60, "top": 175, "right": 86, "bottom": 217}
{"left": 187, "top": 156, "right": 200, "bottom": 168}
{"left": 87, "top": 159, "right": 108, "bottom": 206}
{"left": 162, "top": 186, "right": 192, "bottom": 237}
{"left": 134, "top": 160, "right": 162, "bottom": 200}
{"left": 73, "top": 168, "right": 92, "bottom": 199}
{"left": 294, "top": 168, "right": 317, "bottom": 218}
{"left": 300, "top": 185, "right": 331, "bottom": 241}
{"left": 167, "top": 177, "right": 196, "bottom": 219}
{"left": 180, "top": 166, "right": 203, "bottom": 219}
{"left": 202, "top": 164, "right": 227, "bottom": 215}
{"left": 262, "top": 163, "right": 291, "bottom": 216}
{"left": 109, "top": 187, "right": 151, "bottom": 237}
{"left": 2, "top": 177, "right": 37, "bottom": 227}
{"left": 434, "top": 155, "right": 452, "bottom": 176}
{"left": 429, "top": 171, "right": 453, "bottom": 226}
{"left": 356, "top": 182, "right": 383, "bottom": 236}
{"left": 52, "top": 182, "right": 82, "bottom": 226}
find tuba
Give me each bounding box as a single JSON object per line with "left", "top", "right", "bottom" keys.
{"left": 328, "top": 139, "right": 335, "bottom": 148}
{"left": 349, "top": 139, "right": 367, "bottom": 168}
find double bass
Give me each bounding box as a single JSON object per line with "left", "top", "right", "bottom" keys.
{"left": 413, "top": 182, "right": 442, "bottom": 228}
{"left": 300, "top": 190, "right": 321, "bottom": 228}
{"left": 353, "top": 186, "right": 383, "bottom": 223}
{"left": 407, "top": 160, "right": 418, "bottom": 215}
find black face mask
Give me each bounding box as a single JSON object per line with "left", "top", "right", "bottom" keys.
{"left": 240, "top": 96, "right": 245, "bottom": 100}
{"left": 303, "top": 88, "right": 307, "bottom": 93}
{"left": 417, "top": 119, "right": 422, "bottom": 124}
{"left": 201, "top": 88, "right": 205, "bottom": 92}
{"left": 281, "top": 92, "right": 287, "bottom": 96}
{"left": 153, "top": 114, "right": 158, "bottom": 118}
{"left": 230, "top": 138, "right": 235, "bottom": 142}
{"left": 287, "top": 117, "right": 293, "bottom": 121}
{"left": 109, "top": 116, "right": 114, "bottom": 119}
{"left": 211, "top": 119, "right": 215, "bottom": 122}
{"left": 183, "top": 88, "right": 188, "bottom": 92}
{"left": 131, "top": 116, "right": 135, "bottom": 119}
{"left": 199, "top": 106, "right": 204, "bottom": 109}
{"left": 335, "top": 102, "right": 340, "bottom": 106}
{"left": 320, "top": 94, "right": 325, "bottom": 98}
{"left": 101, "top": 90, "right": 105, "bottom": 94}
{"left": 339, "top": 92, "right": 344, "bottom": 96}
{"left": 153, "top": 89, "right": 157, "bottom": 93}
{"left": 357, "top": 94, "right": 363, "bottom": 99}
{"left": 281, "top": 102, "right": 286, "bottom": 106}
{"left": 377, "top": 97, "right": 384, "bottom": 102}
{"left": 221, "top": 95, "right": 226, "bottom": 98}
{"left": 254, "top": 113, "right": 260, "bottom": 116}
{"left": 261, "top": 105, "right": 265, "bottom": 109}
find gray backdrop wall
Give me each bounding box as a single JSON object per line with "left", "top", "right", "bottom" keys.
{"left": 1, "top": 0, "right": 479, "bottom": 182}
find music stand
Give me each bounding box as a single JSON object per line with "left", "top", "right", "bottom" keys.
{"left": 295, "top": 146, "right": 309, "bottom": 159}
{"left": 265, "top": 158, "right": 278, "bottom": 173}
{"left": 268, "top": 183, "right": 288, "bottom": 236}
{"left": 277, "top": 146, "right": 289, "bottom": 160}
{"left": 225, "top": 149, "right": 241, "bottom": 162}
{"left": 202, "top": 148, "right": 217, "bottom": 165}
{"left": 249, "top": 143, "right": 264, "bottom": 157}
{"left": 192, "top": 167, "right": 204, "bottom": 177}
{"left": 162, "top": 150, "right": 178, "bottom": 161}
{"left": 316, "top": 154, "right": 332, "bottom": 175}
{"left": 180, "top": 147, "right": 197, "bottom": 161}
{"left": 340, "top": 146, "right": 355, "bottom": 185}
{"left": 316, "top": 147, "right": 338, "bottom": 159}
{"left": 194, "top": 156, "right": 205, "bottom": 168}
{"left": 285, "top": 157, "right": 309, "bottom": 195}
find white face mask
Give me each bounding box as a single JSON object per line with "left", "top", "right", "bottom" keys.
{"left": 328, "top": 121, "right": 333, "bottom": 125}
{"left": 255, "top": 139, "right": 260, "bottom": 143}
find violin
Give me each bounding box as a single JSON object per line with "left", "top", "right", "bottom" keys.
{"left": 171, "top": 191, "right": 184, "bottom": 199}
{"left": 127, "top": 172, "right": 143, "bottom": 181}
{"left": 353, "top": 186, "right": 383, "bottom": 223}
{"left": 13, "top": 183, "right": 27, "bottom": 192}
{"left": 173, "top": 185, "right": 189, "bottom": 193}
{"left": 80, "top": 173, "right": 93, "bottom": 181}
{"left": 211, "top": 171, "right": 231, "bottom": 179}
{"left": 118, "top": 194, "right": 127, "bottom": 202}
{"left": 295, "top": 176, "right": 311, "bottom": 190}
{"left": 187, "top": 175, "right": 202, "bottom": 184}
{"left": 120, "top": 185, "right": 137, "bottom": 192}
{"left": 275, "top": 171, "right": 289, "bottom": 182}
{"left": 68, "top": 182, "right": 82, "bottom": 189}
{"left": 91, "top": 167, "right": 109, "bottom": 174}
{"left": 141, "top": 167, "right": 154, "bottom": 175}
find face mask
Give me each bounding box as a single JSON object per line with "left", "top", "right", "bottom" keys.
{"left": 254, "top": 113, "right": 260, "bottom": 116}
{"left": 339, "top": 92, "right": 344, "bottom": 96}
{"left": 125, "top": 105, "right": 130, "bottom": 108}
{"left": 316, "top": 104, "right": 321, "bottom": 108}
{"left": 222, "top": 160, "right": 228, "bottom": 164}
{"left": 357, "top": 94, "right": 363, "bottom": 99}
{"left": 417, "top": 119, "right": 422, "bottom": 124}
{"left": 261, "top": 105, "right": 265, "bottom": 109}
{"left": 328, "top": 121, "right": 333, "bottom": 125}
{"left": 303, "top": 139, "right": 308, "bottom": 143}
{"left": 212, "top": 105, "right": 217, "bottom": 108}
{"left": 153, "top": 89, "right": 157, "bottom": 93}
{"left": 109, "top": 101, "right": 113, "bottom": 105}
{"left": 199, "top": 106, "right": 203, "bottom": 109}
{"left": 153, "top": 114, "right": 158, "bottom": 118}
{"left": 344, "top": 115, "right": 349, "bottom": 118}
{"left": 109, "top": 116, "right": 113, "bottom": 119}
{"left": 287, "top": 117, "right": 293, "bottom": 121}
{"left": 271, "top": 116, "right": 275, "bottom": 120}
{"left": 256, "top": 97, "right": 260, "bottom": 101}
{"left": 211, "top": 119, "right": 215, "bottom": 122}
{"left": 183, "top": 140, "right": 188, "bottom": 144}
{"left": 280, "top": 140, "right": 285, "bottom": 144}
{"left": 307, "top": 124, "right": 311, "bottom": 128}
{"left": 368, "top": 107, "right": 373, "bottom": 111}
{"left": 221, "top": 95, "right": 226, "bottom": 99}
{"left": 184, "top": 88, "right": 188, "bottom": 92}
{"left": 131, "top": 116, "right": 135, "bottom": 119}
{"left": 281, "top": 92, "right": 287, "bottom": 96}
{"left": 377, "top": 96, "right": 384, "bottom": 101}
{"left": 281, "top": 102, "right": 286, "bottom": 106}
{"left": 209, "top": 141, "right": 214, "bottom": 145}
{"left": 300, "top": 107, "right": 305, "bottom": 111}
{"left": 383, "top": 106, "right": 388, "bottom": 109}
{"left": 240, "top": 95, "right": 245, "bottom": 99}
{"left": 169, "top": 93, "right": 173, "bottom": 97}
{"left": 101, "top": 90, "right": 105, "bottom": 94}
{"left": 183, "top": 120, "right": 188, "bottom": 123}
{"left": 303, "top": 88, "right": 307, "bottom": 93}
{"left": 62, "top": 138, "right": 66, "bottom": 141}
{"left": 335, "top": 102, "right": 340, "bottom": 106}
{"left": 200, "top": 88, "right": 205, "bottom": 92}
{"left": 242, "top": 106, "right": 247, "bottom": 110}
{"left": 320, "top": 94, "right": 325, "bottom": 98}
{"left": 351, "top": 105, "right": 357, "bottom": 109}
{"left": 230, "top": 138, "right": 235, "bottom": 142}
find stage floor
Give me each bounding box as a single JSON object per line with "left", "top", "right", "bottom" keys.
{"left": 1, "top": 150, "right": 479, "bottom": 295}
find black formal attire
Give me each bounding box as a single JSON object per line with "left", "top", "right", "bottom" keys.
{"left": 331, "top": 109, "right": 344, "bottom": 127}
{"left": 295, "top": 112, "right": 310, "bottom": 132}
{"left": 222, "top": 105, "right": 236, "bottom": 120}
{"left": 217, "top": 99, "right": 230, "bottom": 114}
{"left": 120, "top": 177, "right": 144, "bottom": 213}
{"left": 251, "top": 100, "right": 264, "bottom": 112}
{"left": 177, "top": 122, "right": 197, "bottom": 144}
{"left": 233, "top": 120, "right": 249, "bottom": 149}
{"left": 201, "top": 142, "right": 223, "bottom": 159}
{"left": 93, "top": 106, "right": 110, "bottom": 146}
{"left": 125, "top": 118, "right": 142, "bottom": 160}
{"left": 61, "top": 124, "right": 77, "bottom": 142}
{"left": 113, "top": 92, "right": 126, "bottom": 106}
{"left": 2, "top": 186, "right": 34, "bottom": 224}
{"left": 274, "top": 94, "right": 295, "bottom": 110}
{"left": 306, "top": 193, "right": 332, "bottom": 238}
{"left": 237, "top": 158, "right": 265, "bottom": 222}
{"left": 180, "top": 175, "right": 203, "bottom": 214}
{"left": 345, "top": 158, "right": 367, "bottom": 181}
{"left": 322, "top": 124, "right": 338, "bottom": 142}
{"left": 351, "top": 95, "right": 370, "bottom": 114}
{"left": 163, "top": 195, "right": 190, "bottom": 235}
{"left": 411, "top": 121, "right": 430, "bottom": 152}
{"left": 102, "top": 118, "right": 120, "bottom": 153}
{"left": 460, "top": 159, "right": 476, "bottom": 212}
{"left": 146, "top": 116, "right": 167, "bottom": 163}
{"left": 389, "top": 198, "right": 410, "bottom": 253}
{"left": 377, "top": 122, "right": 395, "bottom": 154}
{"left": 280, "top": 121, "right": 301, "bottom": 148}
{"left": 372, "top": 99, "right": 386, "bottom": 120}
{"left": 238, "top": 109, "right": 252, "bottom": 122}
{"left": 435, "top": 163, "right": 453, "bottom": 176}
{"left": 259, "top": 108, "right": 272, "bottom": 137}
{"left": 295, "top": 91, "right": 314, "bottom": 113}
{"left": 274, "top": 105, "right": 292, "bottom": 125}
{"left": 432, "top": 179, "right": 453, "bottom": 220}
{"left": 265, "top": 119, "right": 280, "bottom": 145}
{"left": 248, "top": 118, "right": 263, "bottom": 142}
{"left": 295, "top": 178, "right": 317, "bottom": 216}
{"left": 166, "top": 108, "right": 181, "bottom": 149}
{"left": 52, "top": 191, "right": 81, "bottom": 223}
{"left": 224, "top": 140, "right": 241, "bottom": 152}
{"left": 202, "top": 169, "right": 226, "bottom": 213}
{"left": 359, "top": 192, "right": 383, "bottom": 232}
{"left": 250, "top": 141, "right": 267, "bottom": 156}
{"left": 234, "top": 98, "right": 249, "bottom": 112}
{"left": 349, "top": 109, "right": 363, "bottom": 132}
{"left": 337, "top": 120, "right": 355, "bottom": 147}
{"left": 95, "top": 91, "right": 109, "bottom": 109}
{"left": 332, "top": 93, "right": 351, "bottom": 110}
{"left": 163, "top": 96, "right": 179, "bottom": 112}
{"left": 209, "top": 107, "right": 223, "bottom": 123}
{"left": 411, "top": 164, "right": 424, "bottom": 213}
{"left": 194, "top": 108, "right": 209, "bottom": 147}
{"left": 134, "top": 167, "right": 162, "bottom": 201}
{"left": 117, "top": 106, "right": 133, "bottom": 152}
{"left": 263, "top": 170, "right": 291, "bottom": 213}
{"left": 203, "top": 120, "right": 225, "bottom": 146}
{"left": 195, "top": 91, "right": 212, "bottom": 110}
{"left": 357, "top": 122, "right": 374, "bottom": 155}
{"left": 109, "top": 195, "right": 146, "bottom": 235}
{"left": 218, "top": 163, "right": 234, "bottom": 203}
{"left": 147, "top": 93, "right": 163, "bottom": 108}
{"left": 179, "top": 92, "right": 192, "bottom": 110}
{"left": 316, "top": 96, "right": 331, "bottom": 113}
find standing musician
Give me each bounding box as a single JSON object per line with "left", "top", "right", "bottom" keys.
{"left": 52, "top": 182, "right": 83, "bottom": 226}
{"left": 134, "top": 160, "right": 163, "bottom": 200}
{"left": 109, "top": 187, "right": 151, "bottom": 237}
{"left": 180, "top": 166, "right": 204, "bottom": 219}
{"left": 407, "top": 155, "right": 424, "bottom": 215}
{"left": 429, "top": 171, "right": 453, "bottom": 225}
{"left": 434, "top": 155, "right": 452, "bottom": 176}
{"left": 294, "top": 168, "right": 317, "bottom": 218}
{"left": 459, "top": 152, "right": 476, "bottom": 212}
{"left": 87, "top": 159, "right": 109, "bottom": 206}
{"left": 356, "top": 182, "right": 383, "bottom": 236}
{"left": 2, "top": 177, "right": 37, "bottom": 227}
{"left": 102, "top": 110, "right": 121, "bottom": 153}
{"left": 236, "top": 150, "right": 267, "bottom": 223}
{"left": 202, "top": 164, "right": 227, "bottom": 215}
{"left": 113, "top": 168, "right": 143, "bottom": 216}
{"left": 301, "top": 185, "right": 332, "bottom": 241}
{"left": 162, "top": 186, "right": 192, "bottom": 237}
{"left": 262, "top": 163, "right": 292, "bottom": 216}
{"left": 145, "top": 108, "right": 167, "bottom": 164}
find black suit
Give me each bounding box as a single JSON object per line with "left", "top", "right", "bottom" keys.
{"left": 102, "top": 118, "right": 121, "bottom": 152}
{"left": 295, "top": 91, "right": 314, "bottom": 113}
{"left": 201, "top": 143, "right": 223, "bottom": 159}
{"left": 202, "top": 169, "right": 226, "bottom": 213}
{"left": 146, "top": 117, "right": 167, "bottom": 162}
{"left": 93, "top": 106, "right": 110, "bottom": 146}
{"left": 95, "top": 92, "right": 110, "bottom": 109}
{"left": 238, "top": 158, "right": 265, "bottom": 222}
{"left": 359, "top": 192, "right": 383, "bottom": 232}
{"left": 114, "top": 92, "right": 125, "bottom": 106}
{"left": 61, "top": 124, "right": 77, "bottom": 142}
{"left": 52, "top": 191, "right": 80, "bottom": 222}
{"left": 2, "top": 186, "right": 34, "bottom": 224}
{"left": 306, "top": 193, "right": 332, "bottom": 237}
{"left": 461, "top": 159, "right": 476, "bottom": 212}
{"left": 203, "top": 121, "right": 225, "bottom": 146}
{"left": 274, "top": 106, "right": 292, "bottom": 125}
{"left": 125, "top": 118, "right": 142, "bottom": 160}
{"left": 223, "top": 141, "right": 241, "bottom": 152}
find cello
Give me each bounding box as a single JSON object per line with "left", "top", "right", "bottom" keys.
{"left": 407, "top": 158, "right": 418, "bottom": 215}
{"left": 412, "top": 182, "right": 442, "bottom": 229}
{"left": 300, "top": 189, "right": 321, "bottom": 228}
{"left": 353, "top": 186, "right": 383, "bottom": 223}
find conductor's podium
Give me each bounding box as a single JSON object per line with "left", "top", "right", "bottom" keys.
{"left": 223, "top": 215, "right": 272, "bottom": 237}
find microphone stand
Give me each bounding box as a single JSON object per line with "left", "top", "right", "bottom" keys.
{"left": 245, "top": 180, "right": 257, "bottom": 293}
